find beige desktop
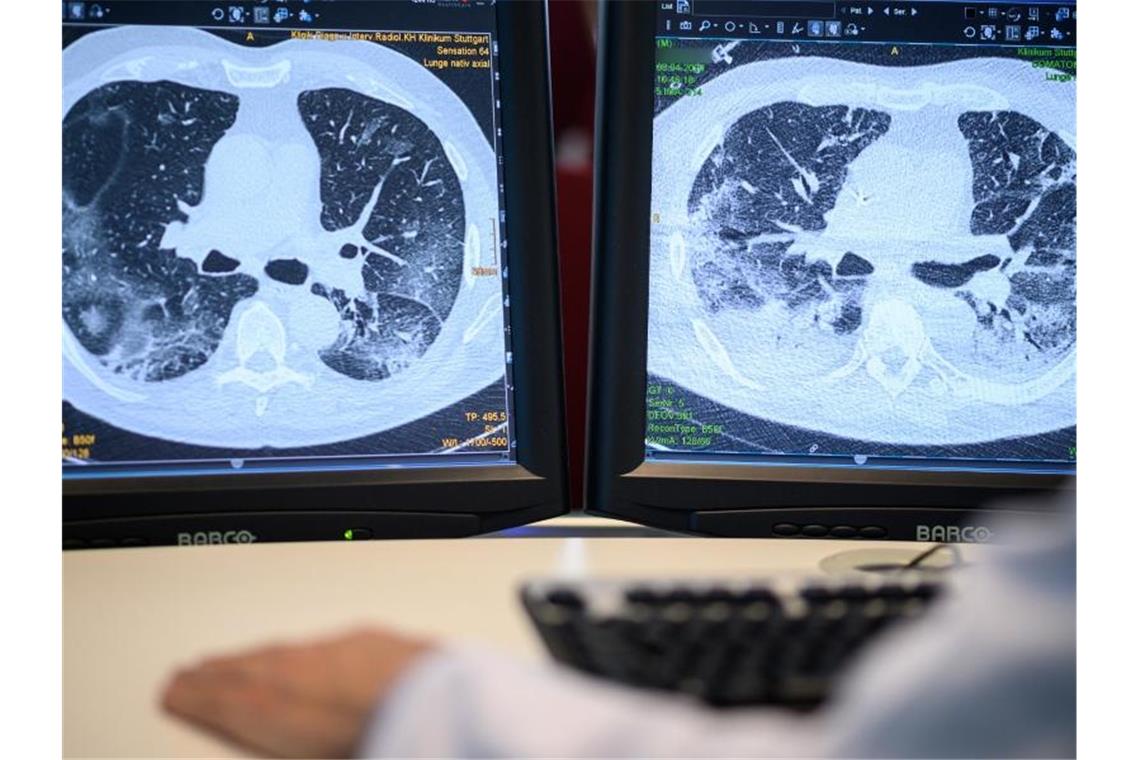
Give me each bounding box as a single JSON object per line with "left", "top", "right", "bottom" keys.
{"left": 62, "top": 515, "right": 978, "bottom": 758}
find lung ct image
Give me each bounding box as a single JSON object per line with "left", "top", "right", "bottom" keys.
{"left": 297, "top": 87, "right": 467, "bottom": 383}
{"left": 62, "top": 26, "right": 509, "bottom": 464}
{"left": 646, "top": 41, "right": 1075, "bottom": 464}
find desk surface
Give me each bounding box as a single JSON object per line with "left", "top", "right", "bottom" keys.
{"left": 63, "top": 516, "right": 961, "bottom": 758}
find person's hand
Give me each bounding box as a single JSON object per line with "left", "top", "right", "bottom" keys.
{"left": 161, "top": 627, "right": 436, "bottom": 758}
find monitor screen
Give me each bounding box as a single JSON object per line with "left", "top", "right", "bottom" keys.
{"left": 62, "top": 1, "right": 515, "bottom": 482}
{"left": 645, "top": 0, "right": 1076, "bottom": 477}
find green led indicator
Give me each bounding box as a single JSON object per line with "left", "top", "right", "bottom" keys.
{"left": 343, "top": 529, "right": 353, "bottom": 541}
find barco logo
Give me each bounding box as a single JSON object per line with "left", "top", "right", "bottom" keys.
{"left": 916, "top": 525, "right": 994, "bottom": 543}
{"left": 177, "top": 530, "right": 257, "bottom": 546}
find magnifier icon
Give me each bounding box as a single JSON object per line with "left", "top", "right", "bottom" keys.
{"left": 699, "top": 20, "right": 712, "bottom": 31}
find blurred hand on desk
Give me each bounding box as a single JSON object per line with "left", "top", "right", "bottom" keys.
{"left": 162, "top": 628, "right": 434, "bottom": 758}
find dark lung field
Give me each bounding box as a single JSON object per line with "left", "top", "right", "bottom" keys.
{"left": 647, "top": 55, "right": 1075, "bottom": 453}
{"left": 62, "top": 26, "right": 507, "bottom": 452}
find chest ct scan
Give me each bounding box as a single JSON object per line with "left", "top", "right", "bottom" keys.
{"left": 63, "top": 25, "right": 511, "bottom": 462}
{"left": 647, "top": 41, "right": 1075, "bottom": 465}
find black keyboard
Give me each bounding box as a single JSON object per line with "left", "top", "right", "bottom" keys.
{"left": 521, "top": 575, "right": 943, "bottom": 707}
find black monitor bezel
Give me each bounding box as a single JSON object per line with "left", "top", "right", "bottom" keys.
{"left": 584, "top": 0, "right": 1073, "bottom": 537}
{"left": 63, "top": 1, "right": 568, "bottom": 538}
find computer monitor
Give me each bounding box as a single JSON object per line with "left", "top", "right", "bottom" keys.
{"left": 587, "top": 0, "right": 1075, "bottom": 539}
{"left": 62, "top": 1, "right": 566, "bottom": 548}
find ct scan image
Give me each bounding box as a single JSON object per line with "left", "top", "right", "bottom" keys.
{"left": 62, "top": 26, "right": 509, "bottom": 460}
{"left": 646, "top": 41, "right": 1075, "bottom": 462}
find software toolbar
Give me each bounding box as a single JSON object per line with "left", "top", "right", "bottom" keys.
{"left": 658, "top": 1, "right": 1076, "bottom": 46}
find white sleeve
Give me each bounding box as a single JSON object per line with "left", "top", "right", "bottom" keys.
{"left": 357, "top": 519, "right": 1074, "bottom": 759}
{"left": 357, "top": 643, "right": 823, "bottom": 758}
